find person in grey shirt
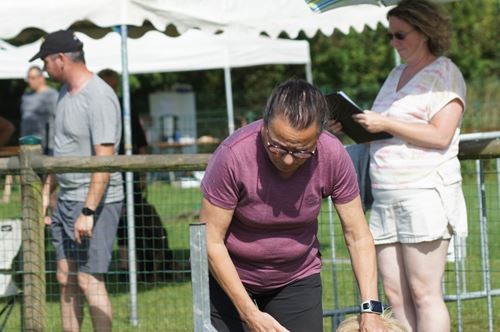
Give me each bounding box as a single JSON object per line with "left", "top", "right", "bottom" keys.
{"left": 20, "top": 65, "right": 58, "bottom": 154}
{"left": 31, "top": 30, "right": 123, "bottom": 332}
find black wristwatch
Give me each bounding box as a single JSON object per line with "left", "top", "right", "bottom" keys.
{"left": 81, "top": 207, "right": 96, "bottom": 216}
{"left": 360, "top": 300, "right": 383, "bottom": 314}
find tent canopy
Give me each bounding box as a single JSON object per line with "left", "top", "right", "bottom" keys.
{"left": 0, "top": 30, "right": 311, "bottom": 79}
{"left": 0, "top": 0, "right": 390, "bottom": 40}
{"left": 0, "top": 0, "right": 392, "bottom": 139}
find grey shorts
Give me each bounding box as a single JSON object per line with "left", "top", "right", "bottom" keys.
{"left": 50, "top": 200, "right": 122, "bottom": 274}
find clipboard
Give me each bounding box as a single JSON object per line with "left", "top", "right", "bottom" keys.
{"left": 325, "top": 91, "right": 392, "bottom": 143}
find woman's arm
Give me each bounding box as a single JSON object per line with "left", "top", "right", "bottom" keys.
{"left": 354, "top": 99, "right": 463, "bottom": 149}
{"left": 335, "top": 196, "right": 386, "bottom": 332}
{"left": 201, "top": 198, "right": 288, "bottom": 332}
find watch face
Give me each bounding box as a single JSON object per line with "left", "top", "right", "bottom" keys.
{"left": 371, "top": 301, "right": 383, "bottom": 313}
{"left": 362, "top": 300, "right": 383, "bottom": 313}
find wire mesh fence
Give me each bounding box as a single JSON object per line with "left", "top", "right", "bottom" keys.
{"left": 0, "top": 142, "right": 498, "bottom": 331}
{"left": 0, "top": 172, "right": 201, "bottom": 331}
{"left": 320, "top": 158, "right": 500, "bottom": 332}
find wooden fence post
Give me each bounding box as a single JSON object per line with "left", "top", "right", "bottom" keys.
{"left": 19, "top": 136, "right": 46, "bottom": 331}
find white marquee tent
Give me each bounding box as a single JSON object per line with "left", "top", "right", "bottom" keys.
{"left": 0, "top": 29, "right": 313, "bottom": 136}
{"left": 0, "top": 0, "right": 392, "bottom": 140}
{"left": 0, "top": 29, "right": 313, "bottom": 135}
{"left": 0, "top": 0, "right": 390, "bottom": 39}
{"left": 0, "top": 30, "right": 312, "bottom": 79}
{"left": 0, "top": 0, "right": 391, "bottom": 139}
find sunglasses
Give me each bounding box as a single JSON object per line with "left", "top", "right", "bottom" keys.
{"left": 386, "top": 29, "right": 415, "bottom": 41}
{"left": 265, "top": 129, "right": 316, "bottom": 160}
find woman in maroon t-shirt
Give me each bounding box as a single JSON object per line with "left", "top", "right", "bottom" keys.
{"left": 201, "top": 79, "right": 386, "bottom": 332}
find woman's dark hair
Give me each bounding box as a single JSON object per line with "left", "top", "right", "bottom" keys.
{"left": 263, "top": 79, "right": 327, "bottom": 131}
{"left": 388, "top": 0, "right": 452, "bottom": 56}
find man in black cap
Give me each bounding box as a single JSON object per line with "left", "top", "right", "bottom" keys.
{"left": 33, "top": 30, "right": 124, "bottom": 332}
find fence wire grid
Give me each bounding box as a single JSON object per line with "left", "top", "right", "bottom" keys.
{"left": 0, "top": 158, "right": 498, "bottom": 331}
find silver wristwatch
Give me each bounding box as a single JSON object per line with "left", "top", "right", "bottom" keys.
{"left": 360, "top": 300, "right": 383, "bottom": 314}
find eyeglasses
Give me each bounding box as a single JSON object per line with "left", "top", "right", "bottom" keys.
{"left": 265, "top": 129, "right": 316, "bottom": 160}
{"left": 386, "top": 29, "right": 415, "bottom": 41}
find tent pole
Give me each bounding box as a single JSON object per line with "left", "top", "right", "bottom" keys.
{"left": 305, "top": 62, "right": 313, "bottom": 84}
{"left": 119, "top": 24, "right": 139, "bottom": 327}
{"left": 224, "top": 67, "right": 235, "bottom": 134}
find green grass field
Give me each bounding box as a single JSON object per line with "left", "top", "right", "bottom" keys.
{"left": 319, "top": 164, "right": 500, "bottom": 331}
{"left": 0, "top": 164, "right": 498, "bottom": 331}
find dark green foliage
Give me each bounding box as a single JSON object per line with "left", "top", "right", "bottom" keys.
{"left": 448, "top": 0, "right": 499, "bottom": 80}
{"left": 309, "top": 25, "right": 394, "bottom": 108}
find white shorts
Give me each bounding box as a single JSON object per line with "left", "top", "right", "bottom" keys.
{"left": 369, "top": 182, "right": 467, "bottom": 245}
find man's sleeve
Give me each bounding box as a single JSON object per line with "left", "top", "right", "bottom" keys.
{"left": 89, "top": 95, "right": 121, "bottom": 146}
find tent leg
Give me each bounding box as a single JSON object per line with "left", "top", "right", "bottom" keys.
{"left": 119, "top": 24, "right": 139, "bottom": 327}
{"left": 305, "top": 62, "right": 313, "bottom": 84}
{"left": 224, "top": 67, "right": 235, "bottom": 135}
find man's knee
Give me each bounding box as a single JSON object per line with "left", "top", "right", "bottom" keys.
{"left": 56, "top": 270, "right": 71, "bottom": 287}
{"left": 77, "top": 273, "right": 91, "bottom": 294}
{"left": 77, "top": 272, "right": 104, "bottom": 295}
{"left": 56, "top": 260, "right": 76, "bottom": 287}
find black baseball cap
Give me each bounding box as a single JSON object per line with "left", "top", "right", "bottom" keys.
{"left": 29, "top": 30, "right": 83, "bottom": 62}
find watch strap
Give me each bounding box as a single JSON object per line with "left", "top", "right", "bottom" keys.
{"left": 81, "top": 207, "right": 95, "bottom": 216}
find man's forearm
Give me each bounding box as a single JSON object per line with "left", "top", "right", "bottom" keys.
{"left": 84, "top": 172, "right": 110, "bottom": 210}
{"left": 42, "top": 174, "right": 54, "bottom": 214}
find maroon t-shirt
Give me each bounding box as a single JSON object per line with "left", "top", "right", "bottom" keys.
{"left": 201, "top": 120, "right": 359, "bottom": 292}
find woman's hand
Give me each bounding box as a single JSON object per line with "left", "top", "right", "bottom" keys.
{"left": 359, "top": 313, "right": 389, "bottom": 332}
{"left": 353, "top": 111, "right": 388, "bottom": 133}
{"left": 244, "top": 310, "right": 290, "bottom": 332}
{"left": 326, "top": 119, "right": 343, "bottom": 135}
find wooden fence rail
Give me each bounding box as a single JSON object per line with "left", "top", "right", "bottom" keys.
{"left": 0, "top": 136, "right": 499, "bottom": 175}
{"left": 0, "top": 153, "right": 212, "bottom": 175}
